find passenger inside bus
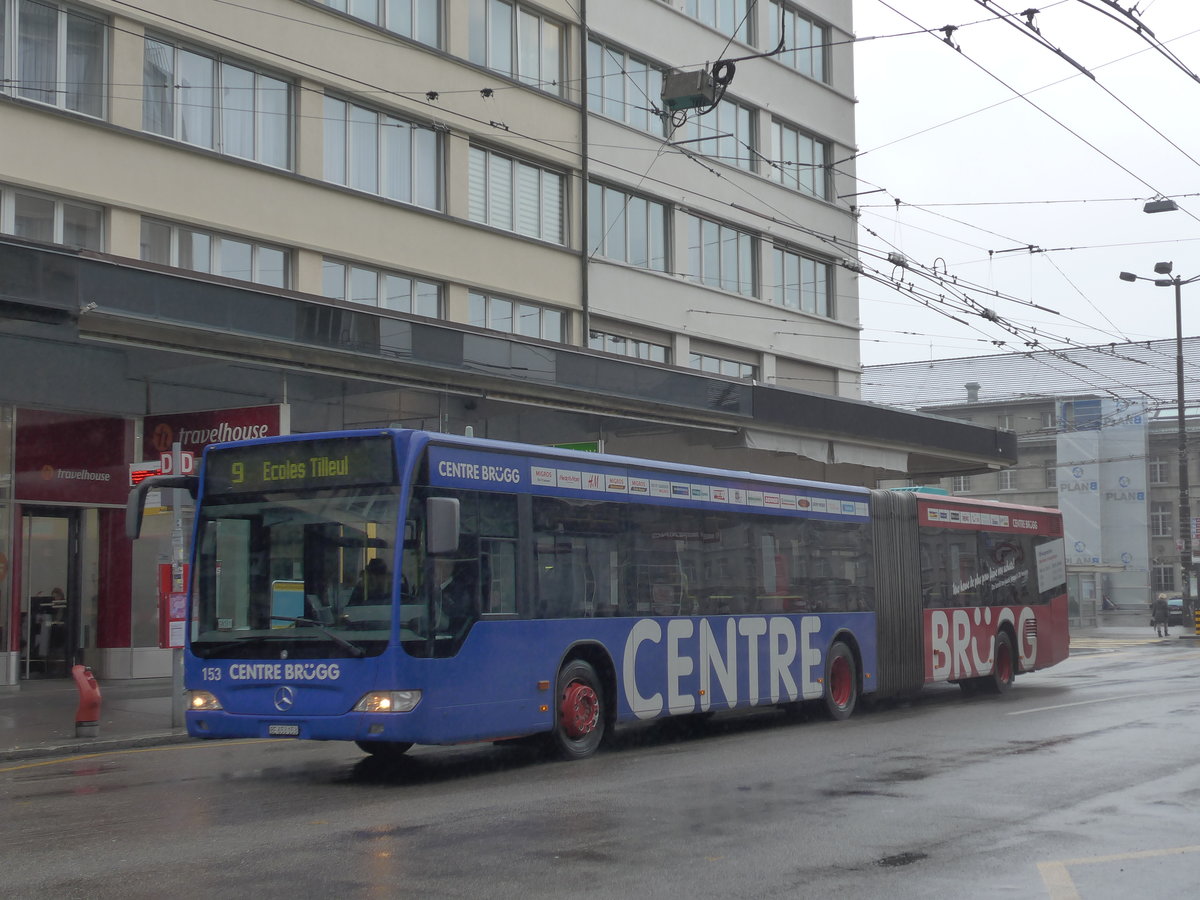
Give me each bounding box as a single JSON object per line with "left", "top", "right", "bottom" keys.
{"left": 348, "top": 557, "right": 390, "bottom": 606}
{"left": 439, "top": 560, "right": 480, "bottom": 635}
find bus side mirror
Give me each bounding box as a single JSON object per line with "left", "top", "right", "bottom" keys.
{"left": 426, "top": 497, "right": 460, "bottom": 555}
{"left": 126, "top": 475, "right": 198, "bottom": 539}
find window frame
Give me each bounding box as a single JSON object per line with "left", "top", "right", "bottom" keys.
{"left": 769, "top": 118, "right": 830, "bottom": 200}
{"left": 468, "top": 0, "right": 563, "bottom": 96}
{"left": 1, "top": 183, "right": 104, "bottom": 249}
{"left": 468, "top": 290, "right": 566, "bottom": 342}
{"left": 675, "top": 94, "right": 756, "bottom": 172}
{"left": 679, "top": 0, "right": 752, "bottom": 43}
{"left": 587, "top": 182, "right": 668, "bottom": 272}
{"left": 586, "top": 37, "right": 666, "bottom": 136}
{"left": 322, "top": 94, "right": 443, "bottom": 210}
{"left": 688, "top": 351, "right": 757, "bottom": 380}
{"left": 321, "top": 257, "right": 443, "bottom": 318}
{"left": 685, "top": 213, "right": 756, "bottom": 297}
{"left": 588, "top": 329, "right": 670, "bottom": 364}
{"left": 1151, "top": 501, "right": 1173, "bottom": 539}
{"left": 768, "top": 1, "right": 829, "bottom": 83}
{"left": 317, "top": 0, "right": 441, "bottom": 47}
{"left": 468, "top": 145, "right": 565, "bottom": 244}
{"left": 142, "top": 35, "right": 292, "bottom": 169}
{"left": 770, "top": 243, "right": 832, "bottom": 317}
{"left": 2, "top": 0, "right": 107, "bottom": 118}
{"left": 1149, "top": 455, "right": 1170, "bottom": 485}
{"left": 140, "top": 217, "right": 291, "bottom": 288}
{"left": 1152, "top": 564, "right": 1176, "bottom": 593}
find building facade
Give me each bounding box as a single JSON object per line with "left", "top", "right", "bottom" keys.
{"left": 864, "top": 340, "right": 1200, "bottom": 611}
{"left": 0, "top": 0, "right": 1015, "bottom": 683}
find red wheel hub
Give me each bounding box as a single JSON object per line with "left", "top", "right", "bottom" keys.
{"left": 996, "top": 641, "right": 1013, "bottom": 683}
{"left": 560, "top": 681, "right": 599, "bottom": 739}
{"left": 829, "top": 655, "right": 852, "bottom": 708}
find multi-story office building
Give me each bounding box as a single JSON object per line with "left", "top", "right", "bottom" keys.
{"left": 864, "top": 339, "right": 1200, "bottom": 611}
{"left": 0, "top": 1, "right": 1011, "bottom": 682}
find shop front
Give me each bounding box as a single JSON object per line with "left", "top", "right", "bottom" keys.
{"left": 8, "top": 409, "right": 127, "bottom": 682}
{"left": 0, "top": 405, "right": 287, "bottom": 684}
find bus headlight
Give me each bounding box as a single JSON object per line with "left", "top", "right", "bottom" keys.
{"left": 187, "top": 690, "right": 223, "bottom": 711}
{"left": 354, "top": 690, "right": 421, "bottom": 713}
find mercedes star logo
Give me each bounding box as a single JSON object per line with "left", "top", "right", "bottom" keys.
{"left": 274, "top": 685, "right": 296, "bottom": 712}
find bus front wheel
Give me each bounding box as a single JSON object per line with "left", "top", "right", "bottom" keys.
{"left": 355, "top": 740, "right": 414, "bottom": 759}
{"left": 822, "top": 641, "right": 858, "bottom": 721}
{"left": 549, "top": 659, "right": 606, "bottom": 760}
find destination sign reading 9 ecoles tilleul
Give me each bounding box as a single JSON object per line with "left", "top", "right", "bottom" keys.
{"left": 205, "top": 436, "right": 396, "bottom": 493}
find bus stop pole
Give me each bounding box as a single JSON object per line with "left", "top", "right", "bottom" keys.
{"left": 171, "top": 442, "right": 185, "bottom": 729}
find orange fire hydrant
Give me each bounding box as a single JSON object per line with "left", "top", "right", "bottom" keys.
{"left": 71, "top": 664, "right": 102, "bottom": 738}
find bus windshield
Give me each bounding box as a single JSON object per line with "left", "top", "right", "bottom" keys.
{"left": 190, "top": 486, "right": 401, "bottom": 659}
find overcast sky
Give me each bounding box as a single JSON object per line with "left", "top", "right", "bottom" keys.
{"left": 849, "top": 0, "right": 1200, "bottom": 368}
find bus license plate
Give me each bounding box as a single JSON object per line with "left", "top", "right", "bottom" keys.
{"left": 268, "top": 724, "right": 300, "bottom": 736}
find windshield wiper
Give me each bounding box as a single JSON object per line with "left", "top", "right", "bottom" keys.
{"left": 193, "top": 633, "right": 289, "bottom": 658}
{"left": 269, "top": 616, "right": 367, "bottom": 657}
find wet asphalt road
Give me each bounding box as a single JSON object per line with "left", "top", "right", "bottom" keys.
{"left": 3, "top": 634, "right": 1199, "bottom": 899}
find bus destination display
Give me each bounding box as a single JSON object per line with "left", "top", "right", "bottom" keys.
{"left": 205, "top": 436, "right": 395, "bottom": 493}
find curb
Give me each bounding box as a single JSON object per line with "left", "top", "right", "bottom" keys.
{"left": 0, "top": 731, "right": 195, "bottom": 763}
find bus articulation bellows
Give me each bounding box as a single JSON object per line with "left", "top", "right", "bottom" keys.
{"left": 127, "top": 429, "right": 1069, "bottom": 761}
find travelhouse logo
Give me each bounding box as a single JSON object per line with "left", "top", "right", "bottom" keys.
{"left": 40, "top": 465, "right": 111, "bottom": 483}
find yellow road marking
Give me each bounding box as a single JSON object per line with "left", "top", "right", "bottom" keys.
{"left": 1040, "top": 846, "right": 1200, "bottom": 899}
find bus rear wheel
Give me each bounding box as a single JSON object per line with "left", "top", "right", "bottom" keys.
{"left": 549, "top": 659, "right": 606, "bottom": 760}
{"left": 822, "top": 641, "right": 858, "bottom": 721}
{"left": 983, "top": 630, "right": 1016, "bottom": 694}
{"left": 355, "top": 740, "right": 414, "bottom": 759}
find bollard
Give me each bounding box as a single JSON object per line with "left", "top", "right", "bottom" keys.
{"left": 71, "top": 664, "right": 102, "bottom": 738}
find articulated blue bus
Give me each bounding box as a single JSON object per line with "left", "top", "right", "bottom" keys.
{"left": 128, "top": 428, "right": 1067, "bottom": 760}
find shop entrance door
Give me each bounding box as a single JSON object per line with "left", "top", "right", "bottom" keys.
{"left": 21, "top": 509, "right": 81, "bottom": 678}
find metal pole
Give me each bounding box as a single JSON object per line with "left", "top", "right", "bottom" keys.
{"left": 1175, "top": 277, "right": 1195, "bottom": 631}
{"left": 171, "top": 442, "right": 185, "bottom": 728}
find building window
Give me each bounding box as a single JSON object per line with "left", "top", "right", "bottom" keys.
{"left": 997, "top": 414, "right": 1014, "bottom": 431}
{"left": 674, "top": 97, "right": 756, "bottom": 171}
{"left": 689, "top": 352, "right": 756, "bottom": 380}
{"left": 587, "top": 183, "right": 667, "bottom": 271}
{"left": 1041, "top": 410, "right": 1056, "bottom": 430}
{"left": 140, "top": 218, "right": 290, "bottom": 288}
{"left": 322, "top": 96, "right": 442, "bottom": 210}
{"left": 769, "top": 2, "right": 828, "bottom": 82}
{"left": 1, "top": 0, "right": 105, "bottom": 117}
{"left": 1150, "top": 455, "right": 1170, "bottom": 485}
{"left": 677, "top": 0, "right": 751, "bottom": 42}
{"left": 469, "top": 292, "right": 564, "bottom": 341}
{"left": 951, "top": 475, "right": 971, "bottom": 493}
{"left": 468, "top": 0, "right": 562, "bottom": 95}
{"left": 1044, "top": 460, "right": 1056, "bottom": 489}
{"left": 143, "top": 37, "right": 291, "bottom": 168}
{"left": 771, "top": 245, "right": 830, "bottom": 316}
{"left": 685, "top": 214, "right": 755, "bottom": 296}
{"left": 586, "top": 39, "right": 666, "bottom": 135}
{"left": 1152, "top": 564, "right": 1176, "bottom": 593}
{"left": 1, "top": 183, "right": 103, "bottom": 249}
{"left": 322, "top": 259, "right": 441, "bottom": 317}
{"left": 468, "top": 146, "right": 564, "bottom": 243}
{"left": 768, "top": 120, "right": 829, "bottom": 199}
{"left": 317, "top": 0, "right": 441, "bottom": 47}
{"left": 998, "top": 469, "right": 1016, "bottom": 491}
{"left": 589, "top": 330, "right": 669, "bottom": 364}
{"left": 1151, "top": 502, "right": 1173, "bottom": 538}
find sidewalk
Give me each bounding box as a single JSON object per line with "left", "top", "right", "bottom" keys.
{"left": 0, "top": 675, "right": 191, "bottom": 763}
{"left": 0, "top": 616, "right": 1190, "bottom": 762}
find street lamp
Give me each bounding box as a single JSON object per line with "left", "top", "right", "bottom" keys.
{"left": 1119, "top": 262, "right": 1200, "bottom": 631}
